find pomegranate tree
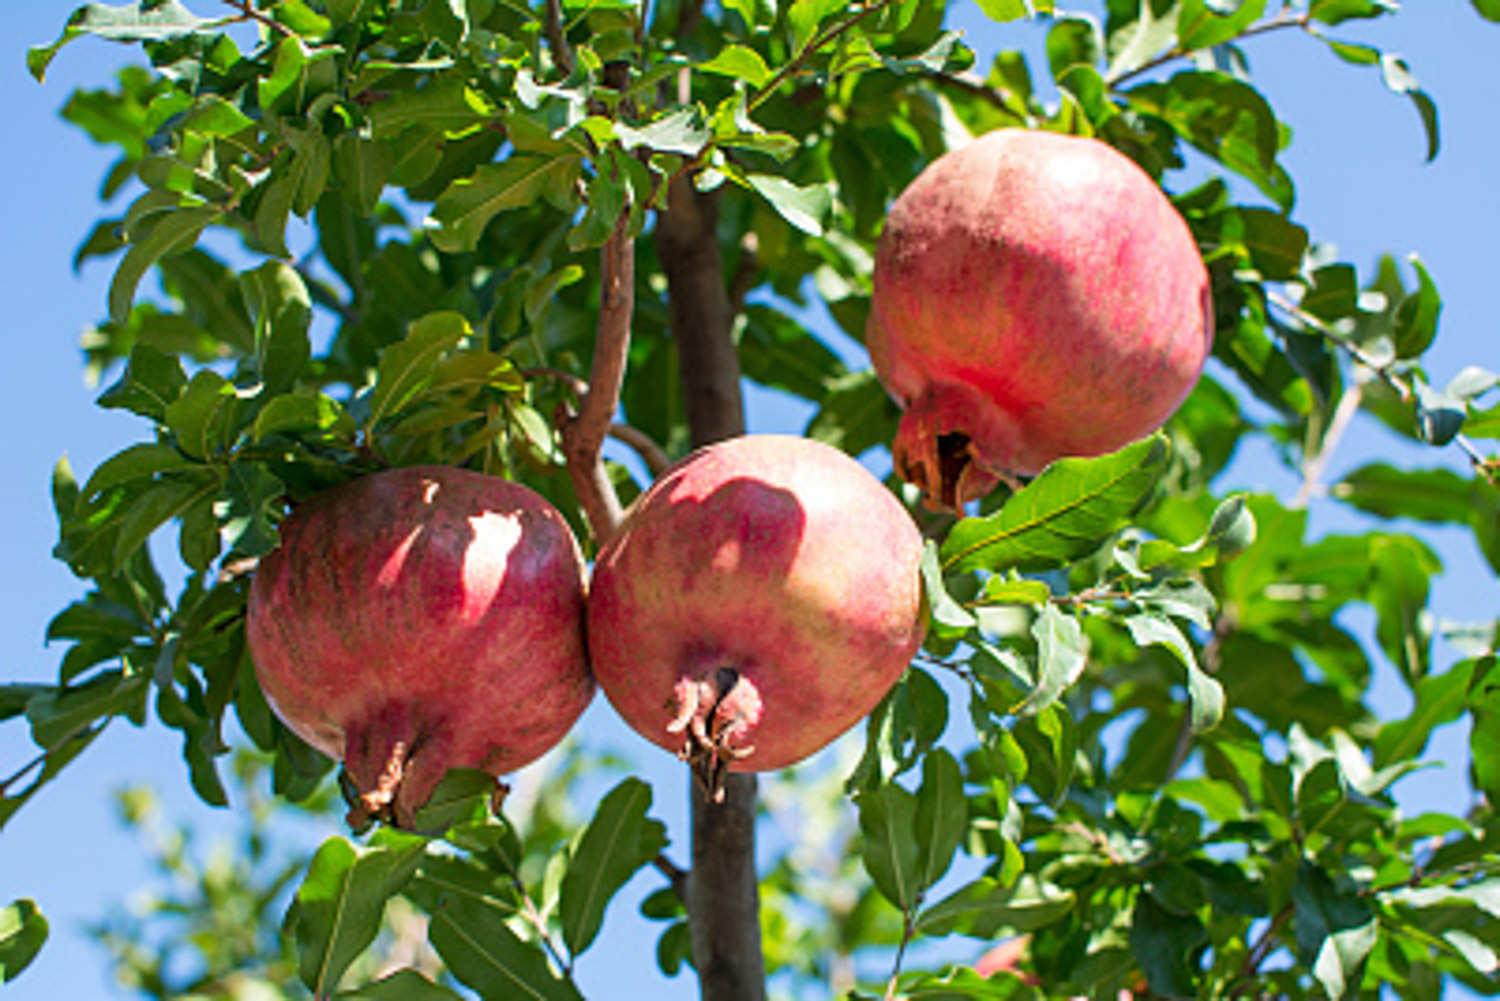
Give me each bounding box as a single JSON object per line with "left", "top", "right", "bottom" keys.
{"left": 247, "top": 466, "right": 592, "bottom": 829}
{"left": 867, "top": 128, "right": 1213, "bottom": 509}
{"left": 586, "top": 435, "right": 925, "bottom": 797}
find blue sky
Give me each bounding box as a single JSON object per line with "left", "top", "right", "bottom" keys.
{"left": 2, "top": 3, "right": 1496, "bottom": 998}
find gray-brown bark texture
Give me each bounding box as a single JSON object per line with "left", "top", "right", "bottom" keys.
{"left": 657, "top": 174, "right": 766, "bottom": 1001}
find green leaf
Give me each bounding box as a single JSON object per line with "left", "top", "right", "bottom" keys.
{"left": 976, "top": 0, "right": 1030, "bottom": 20}
{"left": 95, "top": 346, "right": 185, "bottom": 421}
{"left": 805, "top": 370, "right": 900, "bottom": 458}
{"left": 293, "top": 834, "right": 427, "bottom": 997}
{"left": 1380, "top": 53, "right": 1440, "bottom": 161}
{"left": 1474, "top": 0, "right": 1500, "bottom": 20}
{"left": 109, "top": 205, "right": 221, "bottom": 323}
{"left": 1292, "top": 863, "right": 1377, "bottom": 1000}
{"left": 914, "top": 749, "right": 967, "bottom": 892}
{"left": 26, "top": 670, "right": 147, "bottom": 749}
{"left": 1046, "top": 16, "right": 1102, "bottom": 78}
{"left": 858, "top": 783, "right": 921, "bottom": 912}
{"left": 1127, "top": 71, "right": 1292, "bottom": 210}
{"left": 847, "top": 668, "right": 949, "bottom": 791}
{"left": 337, "top": 969, "right": 464, "bottom": 1000}
{"left": 253, "top": 392, "right": 355, "bottom": 443}
{"left": 366, "top": 312, "right": 470, "bottom": 429}
{"left": 1130, "top": 891, "right": 1206, "bottom": 996}
{"left": 408, "top": 769, "right": 499, "bottom": 835}
{"left": 334, "top": 135, "right": 395, "bottom": 216}
{"left": 1012, "top": 604, "right": 1087, "bottom": 717}
{"left": 614, "top": 108, "right": 712, "bottom": 156}
{"left": 164, "top": 369, "right": 241, "bottom": 460}
{"left": 698, "top": 45, "right": 772, "bottom": 87}
{"left": 787, "top": 0, "right": 845, "bottom": 50}
{"left": 1470, "top": 657, "right": 1500, "bottom": 802}
{"left": 978, "top": 576, "right": 1051, "bottom": 606}
{"left": 81, "top": 443, "right": 197, "bottom": 498}
{"left": 110, "top": 474, "right": 216, "bottom": 571}
{"left": 941, "top": 434, "right": 1169, "bottom": 574}
{"left": 919, "top": 541, "right": 977, "bottom": 636}
{"left": 736, "top": 305, "right": 847, "bottom": 401}
{"left": 29, "top": 1, "right": 211, "bottom": 82}
{"left": 1126, "top": 613, "right": 1224, "bottom": 732}
{"left": 430, "top": 155, "right": 581, "bottom": 253}
{"left": 0, "top": 899, "right": 48, "bottom": 983}
{"left": 369, "top": 79, "right": 495, "bottom": 140}
{"left": 429, "top": 894, "right": 583, "bottom": 1001}
{"left": 1392, "top": 255, "right": 1441, "bottom": 358}
{"left": 1177, "top": 0, "right": 1266, "bottom": 49}
{"left": 1311, "top": 0, "right": 1398, "bottom": 23}
{"left": 746, "top": 175, "right": 832, "bottom": 236}
{"left": 219, "top": 463, "right": 285, "bottom": 558}
{"left": 917, "top": 875, "right": 1074, "bottom": 938}
{"left": 1333, "top": 464, "right": 1473, "bottom": 524}
{"left": 559, "top": 778, "right": 668, "bottom": 957}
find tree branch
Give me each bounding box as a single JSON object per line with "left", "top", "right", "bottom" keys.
{"left": 1291, "top": 378, "right": 1365, "bottom": 509}
{"left": 609, "top": 422, "right": 672, "bottom": 478}
{"left": 221, "top": 0, "right": 295, "bottom": 38}
{"left": 746, "top": 0, "right": 900, "bottom": 114}
{"left": 1107, "top": 11, "right": 1312, "bottom": 88}
{"left": 658, "top": 172, "right": 765, "bottom": 1001}
{"left": 545, "top": 0, "right": 575, "bottom": 77}
{"left": 561, "top": 214, "right": 633, "bottom": 544}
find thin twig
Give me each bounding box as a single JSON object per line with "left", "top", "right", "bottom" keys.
{"left": 0, "top": 723, "right": 101, "bottom": 796}
{"left": 1291, "top": 379, "right": 1365, "bottom": 509}
{"left": 561, "top": 212, "right": 633, "bottom": 544}
{"left": 653, "top": 853, "right": 691, "bottom": 906}
{"left": 746, "top": 0, "right": 900, "bottom": 114}
{"left": 883, "top": 912, "right": 917, "bottom": 1001}
{"left": 1267, "top": 291, "right": 1495, "bottom": 477}
{"left": 1107, "top": 11, "right": 1312, "bottom": 88}
{"left": 222, "top": 0, "right": 295, "bottom": 38}
{"left": 1235, "top": 904, "right": 1293, "bottom": 990}
{"left": 545, "top": 0, "right": 575, "bottom": 76}
{"left": 521, "top": 366, "right": 589, "bottom": 399}
{"left": 609, "top": 423, "right": 672, "bottom": 478}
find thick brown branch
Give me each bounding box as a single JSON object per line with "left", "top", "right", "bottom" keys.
{"left": 561, "top": 214, "right": 632, "bottom": 544}
{"left": 659, "top": 172, "right": 765, "bottom": 1001}
{"left": 658, "top": 179, "right": 743, "bottom": 446}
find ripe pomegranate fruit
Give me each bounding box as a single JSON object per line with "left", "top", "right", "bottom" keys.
{"left": 586, "top": 435, "right": 925, "bottom": 797}
{"left": 247, "top": 466, "right": 592, "bottom": 829}
{"left": 867, "top": 129, "right": 1213, "bottom": 509}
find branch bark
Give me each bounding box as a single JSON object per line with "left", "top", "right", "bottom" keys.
{"left": 657, "top": 172, "right": 766, "bottom": 1001}
{"left": 561, "top": 214, "right": 632, "bottom": 545}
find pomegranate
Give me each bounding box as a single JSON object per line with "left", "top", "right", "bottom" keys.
{"left": 247, "top": 465, "right": 592, "bottom": 829}
{"left": 586, "top": 435, "right": 925, "bottom": 797}
{"left": 867, "top": 129, "right": 1213, "bottom": 509}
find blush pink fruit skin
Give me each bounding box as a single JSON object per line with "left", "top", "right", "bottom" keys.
{"left": 867, "top": 129, "right": 1213, "bottom": 508}
{"left": 586, "top": 435, "right": 925, "bottom": 778}
{"left": 246, "top": 465, "right": 592, "bottom": 828}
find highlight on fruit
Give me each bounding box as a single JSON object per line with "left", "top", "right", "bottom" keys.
{"left": 586, "top": 435, "right": 925, "bottom": 799}
{"left": 867, "top": 128, "right": 1214, "bottom": 510}
{"left": 246, "top": 465, "right": 593, "bottom": 830}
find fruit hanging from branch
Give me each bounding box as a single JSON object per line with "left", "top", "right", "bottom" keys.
{"left": 246, "top": 465, "right": 593, "bottom": 830}
{"left": 586, "top": 435, "right": 925, "bottom": 799}
{"left": 867, "top": 128, "right": 1214, "bottom": 510}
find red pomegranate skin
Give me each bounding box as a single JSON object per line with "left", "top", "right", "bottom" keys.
{"left": 867, "top": 129, "right": 1213, "bottom": 508}
{"left": 587, "top": 435, "right": 925, "bottom": 784}
{"left": 247, "top": 466, "right": 592, "bottom": 828}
